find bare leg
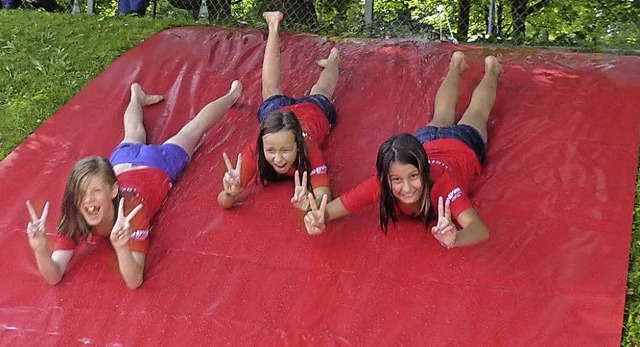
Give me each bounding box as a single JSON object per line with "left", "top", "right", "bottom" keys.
{"left": 429, "top": 51, "right": 468, "bottom": 127}
{"left": 262, "top": 11, "right": 284, "bottom": 100}
{"left": 121, "top": 83, "right": 164, "bottom": 144}
{"left": 165, "top": 80, "right": 243, "bottom": 157}
{"left": 457, "top": 56, "right": 503, "bottom": 140}
{"left": 310, "top": 47, "right": 340, "bottom": 98}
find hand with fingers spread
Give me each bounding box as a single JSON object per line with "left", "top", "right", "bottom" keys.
{"left": 222, "top": 152, "right": 243, "bottom": 198}
{"left": 26, "top": 200, "right": 50, "bottom": 252}
{"left": 291, "top": 170, "right": 310, "bottom": 211}
{"left": 304, "top": 193, "right": 328, "bottom": 235}
{"left": 110, "top": 198, "right": 143, "bottom": 251}
{"left": 431, "top": 196, "right": 459, "bottom": 248}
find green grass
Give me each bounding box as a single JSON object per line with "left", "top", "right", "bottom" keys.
{"left": 0, "top": 10, "right": 198, "bottom": 158}
{"left": 1, "top": 9, "right": 639, "bottom": 346}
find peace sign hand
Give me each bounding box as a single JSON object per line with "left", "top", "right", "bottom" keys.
{"left": 222, "top": 152, "right": 242, "bottom": 197}
{"left": 110, "top": 198, "right": 143, "bottom": 251}
{"left": 431, "top": 196, "right": 458, "bottom": 248}
{"left": 291, "top": 170, "right": 310, "bottom": 211}
{"left": 304, "top": 193, "right": 328, "bottom": 235}
{"left": 26, "top": 200, "right": 50, "bottom": 252}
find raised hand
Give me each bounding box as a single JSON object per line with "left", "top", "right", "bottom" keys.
{"left": 110, "top": 198, "right": 143, "bottom": 251}
{"left": 26, "top": 200, "right": 50, "bottom": 252}
{"left": 222, "top": 152, "right": 242, "bottom": 197}
{"left": 291, "top": 170, "right": 310, "bottom": 211}
{"left": 431, "top": 196, "right": 458, "bottom": 248}
{"left": 304, "top": 193, "right": 328, "bottom": 235}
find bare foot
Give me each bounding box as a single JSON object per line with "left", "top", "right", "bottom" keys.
{"left": 316, "top": 47, "right": 340, "bottom": 68}
{"left": 263, "top": 11, "right": 283, "bottom": 30}
{"left": 130, "top": 83, "right": 163, "bottom": 106}
{"left": 449, "top": 51, "right": 468, "bottom": 75}
{"left": 228, "top": 80, "right": 243, "bottom": 104}
{"left": 485, "top": 56, "right": 503, "bottom": 77}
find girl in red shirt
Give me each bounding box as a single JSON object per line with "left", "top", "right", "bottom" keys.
{"left": 304, "top": 52, "right": 503, "bottom": 248}
{"left": 26, "top": 80, "right": 242, "bottom": 289}
{"left": 218, "top": 11, "right": 340, "bottom": 212}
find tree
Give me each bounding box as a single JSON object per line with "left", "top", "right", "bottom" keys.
{"left": 457, "top": 0, "right": 471, "bottom": 39}
{"left": 508, "top": 0, "right": 551, "bottom": 40}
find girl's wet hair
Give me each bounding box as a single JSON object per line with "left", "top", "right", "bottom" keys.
{"left": 256, "top": 110, "right": 312, "bottom": 192}
{"left": 57, "top": 156, "right": 120, "bottom": 241}
{"left": 376, "top": 133, "right": 433, "bottom": 234}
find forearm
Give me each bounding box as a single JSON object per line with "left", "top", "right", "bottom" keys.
{"left": 324, "top": 197, "right": 350, "bottom": 223}
{"left": 115, "top": 248, "right": 144, "bottom": 289}
{"left": 218, "top": 190, "right": 240, "bottom": 209}
{"left": 455, "top": 221, "right": 489, "bottom": 247}
{"left": 312, "top": 187, "right": 332, "bottom": 205}
{"left": 33, "top": 248, "right": 63, "bottom": 285}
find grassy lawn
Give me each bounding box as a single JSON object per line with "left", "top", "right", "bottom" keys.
{"left": 1, "top": 9, "right": 638, "bottom": 346}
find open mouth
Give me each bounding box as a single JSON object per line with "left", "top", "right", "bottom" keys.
{"left": 273, "top": 163, "right": 288, "bottom": 173}
{"left": 85, "top": 205, "right": 101, "bottom": 217}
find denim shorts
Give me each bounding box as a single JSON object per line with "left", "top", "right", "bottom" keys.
{"left": 414, "top": 124, "right": 487, "bottom": 163}
{"left": 110, "top": 142, "right": 190, "bottom": 182}
{"left": 257, "top": 94, "right": 337, "bottom": 126}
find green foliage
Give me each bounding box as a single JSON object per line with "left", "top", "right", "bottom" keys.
{"left": 624, "top": 176, "right": 640, "bottom": 346}
{"left": 520, "top": 1, "right": 640, "bottom": 50}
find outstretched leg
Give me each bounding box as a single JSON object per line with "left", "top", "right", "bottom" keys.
{"left": 309, "top": 47, "right": 340, "bottom": 98}
{"left": 121, "top": 83, "right": 164, "bottom": 144}
{"left": 429, "top": 51, "right": 468, "bottom": 127}
{"left": 165, "top": 80, "right": 243, "bottom": 157}
{"left": 262, "top": 11, "right": 284, "bottom": 100}
{"left": 457, "top": 56, "right": 503, "bottom": 140}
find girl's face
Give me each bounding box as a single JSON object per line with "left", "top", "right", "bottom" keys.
{"left": 78, "top": 174, "right": 118, "bottom": 227}
{"left": 262, "top": 130, "right": 298, "bottom": 174}
{"left": 388, "top": 162, "right": 424, "bottom": 205}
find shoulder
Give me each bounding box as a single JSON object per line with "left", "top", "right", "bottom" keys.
{"left": 340, "top": 175, "right": 380, "bottom": 212}
{"left": 242, "top": 142, "right": 257, "bottom": 155}
{"left": 53, "top": 231, "right": 78, "bottom": 251}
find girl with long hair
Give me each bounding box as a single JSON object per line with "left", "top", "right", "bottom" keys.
{"left": 303, "top": 52, "right": 502, "bottom": 248}
{"left": 26, "top": 80, "right": 242, "bottom": 288}
{"left": 218, "top": 11, "right": 340, "bottom": 211}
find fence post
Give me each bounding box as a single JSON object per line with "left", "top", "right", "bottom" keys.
{"left": 487, "top": 0, "right": 496, "bottom": 36}
{"left": 364, "top": 0, "right": 373, "bottom": 23}
{"left": 198, "top": 0, "right": 210, "bottom": 23}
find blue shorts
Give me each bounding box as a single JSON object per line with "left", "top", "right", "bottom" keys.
{"left": 414, "top": 124, "right": 487, "bottom": 163}
{"left": 257, "top": 94, "right": 337, "bottom": 126}
{"left": 109, "top": 143, "right": 190, "bottom": 182}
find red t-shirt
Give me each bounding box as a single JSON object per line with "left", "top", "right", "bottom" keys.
{"left": 340, "top": 139, "right": 481, "bottom": 220}
{"left": 54, "top": 167, "right": 172, "bottom": 254}
{"left": 240, "top": 102, "right": 331, "bottom": 189}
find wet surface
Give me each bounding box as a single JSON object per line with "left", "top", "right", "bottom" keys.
{"left": 1, "top": 26, "right": 639, "bottom": 345}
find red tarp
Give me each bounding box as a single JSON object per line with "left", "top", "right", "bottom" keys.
{"left": 1, "top": 27, "right": 639, "bottom": 345}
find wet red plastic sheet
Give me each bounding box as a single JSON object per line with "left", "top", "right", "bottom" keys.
{"left": 1, "top": 27, "right": 640, "bottom": 345}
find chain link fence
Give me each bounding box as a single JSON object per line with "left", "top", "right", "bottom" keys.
{"left": 5, "top": 0, "right": 640, "bottom": 51}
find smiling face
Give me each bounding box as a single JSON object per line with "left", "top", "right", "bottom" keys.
{"left": 388, "top": 162, "right": 424, "bottom": 206}
{"left": 77, "top": 174, "right": 118, "bottom": 228}
{"left": 262, "top": 130, "right": 298, "bottom": 175}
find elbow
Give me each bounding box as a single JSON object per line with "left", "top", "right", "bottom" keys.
{"left": 125, "top": 278, "right": 143, "bottom": 290}
{"left": 44, "top": 273, "right": 63, "bottom": 286}
{"left": 480, "top": 227, "right": 490, "bottom": 243}
{"left": 217, "top": 192, "right": 235, "bottom": 209}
